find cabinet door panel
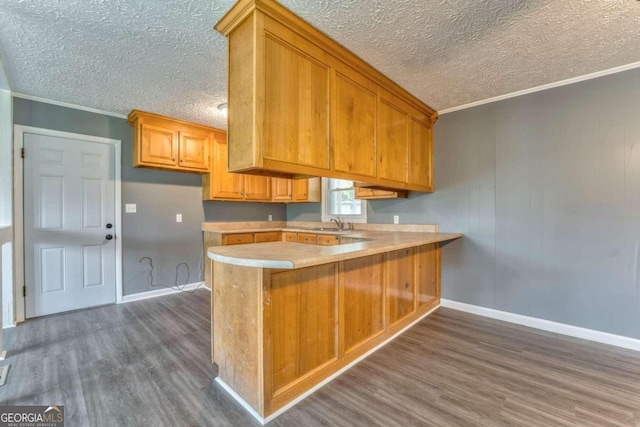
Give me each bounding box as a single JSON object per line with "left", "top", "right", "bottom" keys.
{"left": 340, "top": 255, "right": 384, "bottom": 355}
{"left": 269, "top": 264, "right": 337, "bottom": 394}
{"left": 333, "top": 71, "right": 376, "bottom": 177}
{"left": 272, "top": 178, "right": 293, "bottom": 202}
{"left": 210, "top": 135, "right": 244, "bottom": 200}
{"left": 386, "top": 248, "right": 416, "bottom": 326}
{"left": 179, "top": 131, "right": 210, "bottom": 171}
{"left": 140, "top": 123, "right": 177, "bottom": 167}
{"left": 377, "top": 98, "right": 408, "bottom": 183}
{"left": 408, "top": 118, "right": 432, "bottom": 189}
{"left": 244, "top": 175, "right": 271, "bottom": 201}
{"left": 263, "top": 35, "right": 329, "bottom": 169}
{"left": 417, "top": 244, "right": 440, "bottom": 307}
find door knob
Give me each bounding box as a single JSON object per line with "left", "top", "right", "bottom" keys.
{"left": 106, "top": 234, "right": 114, "bottom": 240}
{"left": 106, "top": 223, "right": 113, "bottom": 229}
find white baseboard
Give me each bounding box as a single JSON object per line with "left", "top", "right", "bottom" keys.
{"left": 2, "top": 323, "right": 15, "bottom": 330}
{"left": 120, "top": 282, "right": 208, "bottom": 304}
{"left": 218, "top": 303, "right": 441, "bottom": 425}
{"left": 440, "top": 299, "right": 640, "bottom": 352}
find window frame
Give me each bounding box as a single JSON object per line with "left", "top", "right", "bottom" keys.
{"left": 320, "top": 178, "right": 367, "bottom": 223}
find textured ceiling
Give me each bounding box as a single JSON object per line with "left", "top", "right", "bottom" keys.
{"left": 0, "top": 0, "right": 639, "bottom": 129}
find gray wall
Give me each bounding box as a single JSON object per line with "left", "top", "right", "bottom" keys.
{"left": 288, "top": 67, "right": 640, "bottom": 339}
{"left": 13, "top": 98, "right": 285, "bottom": 295}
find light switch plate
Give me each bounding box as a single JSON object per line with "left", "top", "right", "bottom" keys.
{"left": 125, "top": 204, "right": 137, "bottom": 213}
{"left": 393, "top": 215, "right": 399, "bottom": 224}
{"left": 268, "top": 214, "right": 273, "bottom": 221}
{"left": 176, "top": 214, "right": 182, "bottom": 223}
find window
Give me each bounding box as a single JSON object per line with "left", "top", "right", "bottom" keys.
{"left": 321, "top": 178, "right": 367, "bottom": 223}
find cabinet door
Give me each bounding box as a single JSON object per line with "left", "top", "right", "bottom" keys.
{"left": 408, "top": 118, "right": 433, "bottom": 190}
{"left": 272, "top": 178, "right": 293, "bottom": 202}
{"left": 385, "top": 248, "right": 416, "bottom": 326}
{"left": 139, "top": 123, "right": 178, "bottom": 167}
{"left": 332, "top": 68, "right": 376, "bottom": 178}
{"left": 244, "top": 175, "right": 272, "bottom": 201}
{"left": 179, "top": 131, "right": 210, "bottom": 172}
{"left": 210, "top": 134, "right": 244, "bottom": 200}
{"left": 268, "top": 264, "right": 337, "bottom": 395}
{"left": 377, "top": 96, "right": 408, "bottom": 183}
{"left": 263, "top": 30, "right": 330, "bottom": 169}
{"left": 255, "top": 232, "right": 282, "bottom": 243}
{"left": 416, "top": 244, "right": 440, "bottom": 307}
{"left": 339, "top": 255, "right": 384, "bottom": 355}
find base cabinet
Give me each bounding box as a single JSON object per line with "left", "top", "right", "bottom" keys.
{"left": 212, "top": 243, "right": 441, "bottom": 418}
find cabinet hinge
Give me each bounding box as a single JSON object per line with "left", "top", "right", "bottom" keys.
{"left": 23, "top": 286, "right": 26, "bottom": 297}
{"left": 21, "top": 148, "right": 25, "bottom": 159}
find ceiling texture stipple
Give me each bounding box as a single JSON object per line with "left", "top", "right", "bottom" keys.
{"left": 0, "top": 0, "right": 639, "bottom": 129}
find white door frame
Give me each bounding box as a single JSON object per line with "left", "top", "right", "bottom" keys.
{"left": 13, "top": 125, "right": 123, "bottom": 323}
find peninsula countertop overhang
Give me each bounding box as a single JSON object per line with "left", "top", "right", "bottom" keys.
{"left": 207, "top": 230, "right": 462, "bottom": 269}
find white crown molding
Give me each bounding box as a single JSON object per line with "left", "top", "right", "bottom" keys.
{"left": 120, "top": 282, "right": 209, "bottom": 304}
{"left": 12, "top": 92, "right": 127, "bottom": 119}
{"left": 439, "top": 61, "right": 640, "bottom": 115}
{"left": 441, "top": 299, "right": 640, "bottom": 352}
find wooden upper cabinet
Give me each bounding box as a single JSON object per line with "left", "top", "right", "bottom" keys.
{"left": 128, "top": 110, "right": 212, "bottom": 173}
{"left": 332, "top": 67, "right": 376, "bottom": 178}
{"left": 203, "top": 131, "right": 271, "bottom": 201}
{"left": 354, "top": 186, "right": 408, "bottom": 200}
{"left": 263, "top": 32, "right": 330, "bottom": 170}
{"left": 216, "top": 0, "right": 438, "bottom": 192}
{"left": 292, "top": 177, "right": 320, "bottom": 202}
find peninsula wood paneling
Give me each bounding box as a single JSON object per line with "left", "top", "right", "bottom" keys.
{"left": 339, "top": 254, "right": 384, "bottom": 355}
{"left": 385, "top": 248, "right": 416, "bottom": 326}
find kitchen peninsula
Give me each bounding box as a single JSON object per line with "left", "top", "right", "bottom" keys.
{"left": 205, "top": 222, "right": 462, "bottom": 423}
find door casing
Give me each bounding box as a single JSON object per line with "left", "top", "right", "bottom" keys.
{"left": 13, "top": 125, "right": 123, "bottom": 324}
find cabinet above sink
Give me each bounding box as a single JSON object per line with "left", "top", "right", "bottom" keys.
{"left": 215, "top": 0, "right": 438, "bottom": 193}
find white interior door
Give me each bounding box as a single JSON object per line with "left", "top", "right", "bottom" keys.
{"left": 24, "top": 133, "right": 116, "bottom": 318}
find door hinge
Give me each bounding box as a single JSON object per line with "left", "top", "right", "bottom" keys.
{"left": 23, "top": 286, "right": 26, "bottom": 297}
{"left": 21, "top": 148, "right": 25, "bottom": 159}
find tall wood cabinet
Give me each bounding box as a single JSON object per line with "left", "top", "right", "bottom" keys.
{"left": 128, "top": 110, "right": 211, "bottom": 173}
{"left": 215, "top": 0, "right": 437, "bottom": 192}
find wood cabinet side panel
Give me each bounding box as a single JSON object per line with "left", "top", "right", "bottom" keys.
{"left": 385, "top": 248, "right": 416, "bottom": 327}
{"left": 339, "top": 255, "right": 384, "bottom": 356}
{"left": 267, "top": 264, "right": 338, "bottom": 397}
{"left": 213, "top": 262, "right": 263, "bottom": 413}
{"left": 416, "top": 243, "right": 440, "bottom": 307}
{"left": 228, "top": 14, "right": 258, "bottom": 171}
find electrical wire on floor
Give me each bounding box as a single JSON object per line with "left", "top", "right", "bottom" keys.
{"left": 138, "top": 256, "right": 204, "bottom": 293}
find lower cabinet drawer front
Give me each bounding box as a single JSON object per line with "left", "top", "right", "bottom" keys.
{"left": 297, "top": 233, "right": 317, "bottom": 244}
{"left": 282, "top": 232, "right": 298, "bottom": 243}
{"left": 255, "top": 232, "right": 282, "bottom": 243}
{"left": 317, "top": 235, "right": 339, "bottom": 246}
{"left": 223, "top": 233, "right": 254, "bottom": 245}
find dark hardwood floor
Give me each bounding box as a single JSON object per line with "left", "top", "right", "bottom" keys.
{"left": 2, "top": 289, "right": 640, "bottom": 426}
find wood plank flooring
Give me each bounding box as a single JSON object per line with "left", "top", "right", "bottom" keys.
{"left": 2, "top": 289, "right": 640, "bottom": 426}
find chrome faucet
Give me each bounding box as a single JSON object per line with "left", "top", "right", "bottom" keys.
{"left": 331, "top": 217, "right": 344, "bottom": 231}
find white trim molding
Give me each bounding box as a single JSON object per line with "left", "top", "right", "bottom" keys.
{"left": 120, "top": 282, "right": 208, "bottom": 304}
{"left": 219, "top": 303, "right": 440, "bottom": 425}
{"left": 12, "top": 93, "right": 127, "bottom": 119}
{"left": 441, "top": 299, "right": 640, "bottom": 352}
{"left": 439, "top": 61, "right": 640, "bottom": 115}
{"left": 13, "top": 125, "right": 123, "bottom": 322}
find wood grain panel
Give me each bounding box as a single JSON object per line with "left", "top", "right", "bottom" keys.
{"left": 339, "top": 254, "right": 384, "bottom": 355}
{"left": 332, "top": 70, "right": 376, "bottom": 177}
{"left": 268, "top": 264, "right": 337, "bottom": 395}
{"left": 213, "top": 262, "right": 263, "bottom": 412}
{"left": 377, "top": 98, "right": 408, "bottom": 183}
{"left": 255, "top": 232, "right": 282, "bottom": 243}
{"left": 272, "top": 178, "right": 292, "bottom": 201}
{"left": 408, "top": 118, "right": 432, "bottom": 189}
{"left": 222, "top": 233, "right": 254, "bottom": 246}
{"left": 416, "top": 244, "right": 440, "bottom": 307}
{"left": 263, "top": 34, "right": 329, "bottom": 169}
{"left": 244, "top": 175, "right": 272, "bottom": 201}
{"left": 207, "top": 133, "right": 244, "bottom": 200}
{"left": 385, "top": 248, "right": 416, "bottom": 326}
{"left": 178, "top": 130, "right": 209, "bottom": 171}
{"left": 139, "top": 123, "right": 177, "bottom": 167}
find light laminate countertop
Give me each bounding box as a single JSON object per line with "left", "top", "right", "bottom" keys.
{"left": 207, "top": 229, "right": 462, "bottom": 269}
